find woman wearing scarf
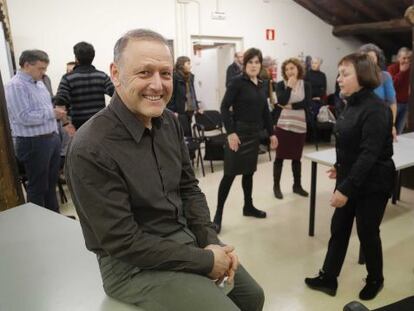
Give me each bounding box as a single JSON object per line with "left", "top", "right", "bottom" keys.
{"left": 167, "top": 56, "right": 199, "bottom": 125}
{"left": 272, "top": 58, "right": 310, "bottom": 199}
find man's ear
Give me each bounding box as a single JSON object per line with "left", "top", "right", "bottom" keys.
{"left": 110, "top": 62, "right": 121, "bottom": 87}
{"left": 22, "top": 62, "right": 30, "bottom": 71}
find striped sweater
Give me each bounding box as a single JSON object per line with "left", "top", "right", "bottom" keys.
{"left": 54, "top": 64, "right": 114, "bottom": 128}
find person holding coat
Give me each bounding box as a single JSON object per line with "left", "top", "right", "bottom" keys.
{"left": 272, "top": 58, "right": 310, "bottom": 199}
{"left": 212, "top": 48, "right": 278, "bottom": 233}
{"left": 305, "top": 53, "right": 395, "bottom": 301}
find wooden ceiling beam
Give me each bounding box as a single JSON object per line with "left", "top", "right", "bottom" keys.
{"left": 343, "top": 0, "right": 384, "bottom": 21}
{"left": 333, "top": 18, "right": 411, "bottom": 36}
{"left": 321, "top": 0, "right": 366, "bottom": 24}
{"left": 367, "top": 0, "right": 406, "bottom": 19}
{"left": 293, "top": 0, "right": 343, "bottom": 25}
{"left": 399, "top": 0, "right": 413, "bottom": 11}
{"left": 366, "top": 34, "right": 401, "bottom": 54}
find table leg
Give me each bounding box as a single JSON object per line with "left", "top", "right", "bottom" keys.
{"left": 392, "top": 170, "right": 400, "bottom": 204}
{"left": 358, "top": 245, "right": 365, "bottom": 265}
{"left": 309, "top": 161, "right": 317, "bottom": 236}
{"left": 397, "top": 170, "right": 402, "bottom": 201}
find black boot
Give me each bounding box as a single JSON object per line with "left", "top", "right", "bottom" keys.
{"left": 243, "top": 201, "right": 266, "bottom": 218}
{"left": 214, "top": 175, "right": 236, "bottom": 234}
{"left": 305, "top": 270, "right": 338, "bottom": 296}
{"left": 212, "top": 211, "right": 223, "bottom": 234}
{"left": 273, "top": 160, "right": 283, "bottom": 199}
{"left": 292, "top": 160, "right": 309, "bottom": 197}
{"left": 359, "top": 278, "right": 383, "bottom": 300}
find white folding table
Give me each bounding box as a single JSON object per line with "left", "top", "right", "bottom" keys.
{"left": 304, "top": 135, "right": 414, "bottom": 237}
{"left": 0, "top": 203, "right": 140, "bottom": 311}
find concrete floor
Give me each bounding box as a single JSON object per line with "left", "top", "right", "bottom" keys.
{"left": 60, "top": 143, "right": 414, "bottom": 311}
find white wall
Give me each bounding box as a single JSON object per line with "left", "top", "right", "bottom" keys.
{"left": 7, "top": 0, "right": 176, "bottom": 92}
{"left": 7, "top": 0, "right": 361, "bottom": 93}
{"left": 181, "top": 0, "right": 362, "bottom": 93}
{"left": 0, "top": 23, "right": 13, "bottom": 86}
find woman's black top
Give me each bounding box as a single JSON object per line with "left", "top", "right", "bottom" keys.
{"left": 334, "top": 88, "right": 395, "bottom": 198}
{"left": 221, "top": 74, "right": 273, "bottom": 135}
{"left": 305, "top": 70, "right": 327, "bottom": 98}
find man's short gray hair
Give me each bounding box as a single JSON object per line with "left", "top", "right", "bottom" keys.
{"left": 397, "top": 47, "right": 411, "bottom": 58}
{"left": 262, "top": 56, "right": 273, "bottom": 68}
{"left": 113, "top": 29, "right": 170, "bottom": 64}
{"left": 358, "top": 43, "right": 386, "bottom": 69}
{"left": 312, "top": 57, "right": 323, "bottom": 64}
{"left": 19, "top": 50, "right": 49, "bottom": 67}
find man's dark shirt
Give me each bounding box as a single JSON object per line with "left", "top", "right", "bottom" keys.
{"left": 65, "top": 93, "right": 218, "bottom": 275}
{"left": 226, "top": 62, "right": 242, "bottom": 88}
{"left": 305, "top": 69, "right": 327, "bottom": 99}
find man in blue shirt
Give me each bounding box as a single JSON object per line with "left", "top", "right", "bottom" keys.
{"left": 6, "top": 50, "right": 66, "bottom": 212}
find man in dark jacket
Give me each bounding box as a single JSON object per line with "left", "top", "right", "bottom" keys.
{"left": 226, "top": 51, "right": 243, "bottom": 88}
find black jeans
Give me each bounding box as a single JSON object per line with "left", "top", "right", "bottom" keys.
{"left": 16, "top": 133, "right": 61, "bottom": 212}
{"left": 322, "top": 193, "right": 388, "bottom": 281}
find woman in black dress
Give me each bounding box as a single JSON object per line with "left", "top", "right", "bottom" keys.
{"left": 212, "top": 48, "right": 278, "bottom": 233}
{"left": 305, "top": 53, "right": 395, "bottom": 300}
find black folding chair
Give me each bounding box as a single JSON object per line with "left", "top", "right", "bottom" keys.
{"left": 177, "top": 114, "right": 205, "bottom": 177}
{"left": 194, "top": 110, "right": 226, "bottom": 173}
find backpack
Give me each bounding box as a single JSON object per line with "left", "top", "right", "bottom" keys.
{"left": 317, "top": 105, "right": 336, "bottom": 123}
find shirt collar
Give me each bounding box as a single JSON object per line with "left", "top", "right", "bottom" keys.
{"left": 345, "top": 88, "right": 371, "bottom": 106}
{"left": 109, "top": 92, "right": 165, "bottom": 144}
{"left": 17, "top": 70, "right": 37, "bottom": 84}
{"left": 241, "top": 73, "right": 263, "bottom": 86}
{"left": 73, "top": 64, "right": 96, "bottom": 72}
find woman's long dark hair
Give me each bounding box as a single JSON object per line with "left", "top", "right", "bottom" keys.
{"left": 175, "top": 56, "right": 191, "bottom": 77}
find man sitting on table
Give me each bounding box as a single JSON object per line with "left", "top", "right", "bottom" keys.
{"left": 65, "top": 29, "right": 264, "bottom": 311}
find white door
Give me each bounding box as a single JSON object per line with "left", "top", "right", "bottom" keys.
{"left": 192, "top": 44, "right": 236, "bottom": 111}
{"left": 191, "top": 48, "right": 220, "bottom": 111}
{"left": 216, "top": 44, "right": 235, "bottom": 102}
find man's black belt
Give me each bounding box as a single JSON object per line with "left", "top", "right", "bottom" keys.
{"left": 17, "top": 132, "right": 55, "bottom": 138}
